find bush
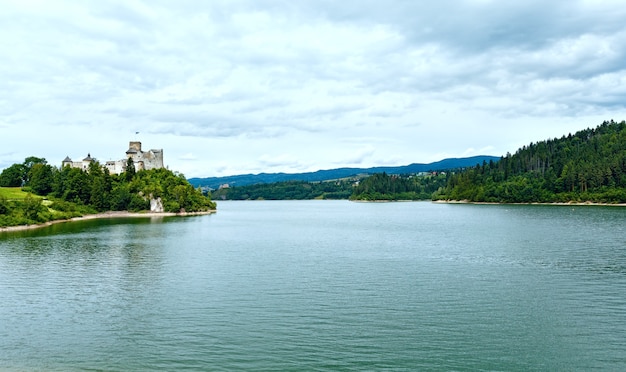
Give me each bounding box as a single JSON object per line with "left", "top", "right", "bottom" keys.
{"left": 0, "top": 197, "right": 9, "bottom": 215}
{"left": 164, "top": 201, "right": 181, "bottom": 213}
{"left": 128, "top": 194, "right": 149, "bottom": 212}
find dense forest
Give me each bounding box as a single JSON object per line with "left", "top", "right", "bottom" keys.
{"left": 0, "top": 157, "right": 215, "bottom": 227}
{"left": 211, "top": 180, "right": 354, "bottom": 200}
{"left": 435, "top": 120, "right": 626, "bottom": 203}
{"left": 211, "top": 173, "right": 449, "bottom": 201}
{"left": 189, "top": 156, "right": 498, "bottom": 189}
{"left": 350, "top": 172, "right": 448, "bottom": 201}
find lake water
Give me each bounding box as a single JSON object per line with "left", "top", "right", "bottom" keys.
{"left": 1, "top": 201, "right": 626, "bottom": 370}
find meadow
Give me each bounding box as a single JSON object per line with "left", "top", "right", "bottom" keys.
{"left": 0, "top": 187, "right": 33, "bottom": 200}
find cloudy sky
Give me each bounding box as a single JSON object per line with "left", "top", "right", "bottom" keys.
{"left": 2, "top": 0, "right": 626, "bottom": 178}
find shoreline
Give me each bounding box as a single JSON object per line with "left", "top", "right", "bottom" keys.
{"left": 432, "top": 200, "right": 626, "bottom": 207}
{"left": 0, "top": 210, "right": 216, "bottom": 233}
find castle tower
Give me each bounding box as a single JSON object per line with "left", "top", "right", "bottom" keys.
{"left": 62, "top": 156, "right": 73, "bottom": 167}
{"left": 82, "top": 153, "right": 94, "bottom": 170}
{"left": 126, "top": 141, "right": 142, "bottom": 156}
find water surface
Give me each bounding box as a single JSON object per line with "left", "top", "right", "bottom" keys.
{"left": 1, "top": 201, "right": 625, "bottom": 370}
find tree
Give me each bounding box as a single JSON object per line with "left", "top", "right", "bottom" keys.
{"left": 124, "top": 157, "right": 135, "bottom": 182}
{"left": 28, "top": 163, "right": 55, "bottom": 195}
{"left": 0, "top": 163, "right": 25, "bottom": 187}
{"left": 438, "top": 120, "right": 626, "bottom": 203}
{"left": 171, "top": 184, "right": 190, "bottom": 211}
{"left": 23, "top": 156, "right": 47, "bottom": 169}
{"left": 90, "top": 176, "right": 109, "bottom": 211}
{"left": 56, "top": 167, "right": 91, "bottom": 204}
{"left": 22, "top": 156, "right": 47, "bottom": 185}
{"left": 109, "top": 183, "right": 131, "bottom": 211}
{"left": 22, "top": 194, "right": 44, "bottom": 221}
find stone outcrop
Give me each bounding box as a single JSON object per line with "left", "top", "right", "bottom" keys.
{"left": 150, "top": 197, "right": 164, "bottom": 213}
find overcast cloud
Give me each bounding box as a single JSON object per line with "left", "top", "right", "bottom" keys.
{"left": 2, "top": 0, "right": 626, "bottom": 177}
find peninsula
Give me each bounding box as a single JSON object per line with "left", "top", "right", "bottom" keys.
{"left": 0, "top": 141, "right": 216, "bottom": 230}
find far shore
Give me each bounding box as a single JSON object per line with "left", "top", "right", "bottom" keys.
{"left": 0, "top": 210, "right": 216, "bottom": 233}
{"left": 433, "top": 200, "right": 626, "bottom": 207}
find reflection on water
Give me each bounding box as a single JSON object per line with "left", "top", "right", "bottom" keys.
{"left": 1, "top": 202, "right": 626, "bottom": 370}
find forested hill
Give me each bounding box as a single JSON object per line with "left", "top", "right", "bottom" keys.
{"left": 1, "top": 158, "right": 215, "bottom": 228}
{"left": 436, "top": 120, "right": 626, "bottom": 203}
{"left": 189, "top": 155, "right": 498, "bottom": 190}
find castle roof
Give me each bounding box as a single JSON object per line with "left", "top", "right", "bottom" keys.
{"left": 83, "top": 153, "right": 93, "bottom": 161}
{"left": 63, "top": 156, "right": 72, "bottom": 162}
{"left": 126, "top": 147, "right": 138, "bottom": 154}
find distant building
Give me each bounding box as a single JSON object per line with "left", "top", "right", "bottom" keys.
{"left": 62, "top": 153, "right": 95, "bottom": 171}
{"left": 62, "top": 141, "right": 164, "bottom": 175}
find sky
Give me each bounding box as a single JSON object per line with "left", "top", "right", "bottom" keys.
{"left": 2, "top": 0, "right": 626, "bottom": 178}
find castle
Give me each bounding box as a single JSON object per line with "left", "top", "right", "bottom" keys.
{"left": 62, "top": 141, "right": 164, "bottom": 175}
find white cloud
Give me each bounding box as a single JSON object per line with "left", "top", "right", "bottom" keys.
{"left": 179, "top": 153, "right": 197, "bottom": 161}
{"left": 1, "top": 1, "right": 626, "bottom": 177}
{"left": 337, "top": 145, "right": 376, "bottom": 165}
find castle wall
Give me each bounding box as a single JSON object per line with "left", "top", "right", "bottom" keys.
{"left": 105, "top": 160, "right": 126, "bottom": 175}
{"left": 127, "top": 149, "right": 164, "bottom": 172}
{"left": 64, "top": 141, "right": 164, "bottom": 175}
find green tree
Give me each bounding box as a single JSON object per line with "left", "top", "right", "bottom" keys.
{"left": 109, "top": 183, "right": 132, "bottom": 211}
{"left": 124, "top": 157, "right": 135, "bottom": 182}
{"left": 28, "top": 163, "right": 55, "bottom": 195}
{"left": 90, "top": 176, "right": 109, "bottom": 211}
{"left": 22, "top": 156, "right": 47, "bottom": 185}
{"left": 22, "top": 194, "right": 44, "bottom": 221}
{"left": 0, "top": 163, "right": 25, "bottom": 187}
{"left": 438, "top": 120, "right": 626, "bottom": 203}
{"left": 56, "top": 167, "right": 91, "bottom": 204}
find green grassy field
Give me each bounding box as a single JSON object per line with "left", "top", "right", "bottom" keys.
{"left": 0, "top": 187, "right": 38, "bottom": 200}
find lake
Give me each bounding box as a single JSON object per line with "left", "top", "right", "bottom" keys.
{"left": 1, "top": 201, "right": 626, "bottom": 370}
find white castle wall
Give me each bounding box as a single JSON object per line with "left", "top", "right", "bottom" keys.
{"left": 64, "top": 141, "right": 164, "bottom": 175}
{"left": 104, "top": 160, "right": 127, "bottom": 175}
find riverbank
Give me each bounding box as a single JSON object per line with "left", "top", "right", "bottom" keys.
{"left": 0, "top": 210, "right": 216, "bottom": 233}
{"left": 433, "top": 200, "right": 626, "bottom": 206}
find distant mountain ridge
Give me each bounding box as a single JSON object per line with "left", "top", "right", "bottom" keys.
{"left": 188, "top": 155, "right": 499, "bottom": 190}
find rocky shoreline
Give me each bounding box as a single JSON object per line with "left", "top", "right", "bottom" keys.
{"left": 0, "top": 210, "right": 216, "bottom": 233}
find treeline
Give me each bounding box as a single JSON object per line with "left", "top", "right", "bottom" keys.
{"left": 350, "top": 172, "right": 448, "bottom": 201}
{"left": 0, "top": 157, "right": 215, "bottom": 227}
{"left": 189, "top": 156, "right": 498, "bottom": 189}
{"left": 211, "top": 180, "right": 354, "bottom": 200}
{"left": 436, "top": 120, "right": 626, "bottom": 203}
{"left": 211, "top": 172, "right": 451, "bottom": 201}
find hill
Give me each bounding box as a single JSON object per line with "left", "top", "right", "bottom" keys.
{"left": 435, "top": 120, "right": 626, "bottom": 203}
{"left": 1, "top": 157, "right": 216, "bottom": 228}
{"left": 211, "top": 179, "right": 355, "bottom": 201}
{"left": 189, "top": 155, "right": 499, "bottom": 190}
{"left": 350, "top": 172, "right": 449, "bottom": 201}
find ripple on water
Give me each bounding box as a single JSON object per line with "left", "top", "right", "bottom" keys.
{"left": 1, "top": 201, "right": 625, "bottom": 370}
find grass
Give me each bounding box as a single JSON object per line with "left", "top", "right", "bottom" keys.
{"left": 0, "top": 189, "right": 81, "bottom": 228}
{"left": 0, "top": 187, "right": 29, "bottom": 200}
{"left": 0, "top": 187, "right": 43, "bottom": 200}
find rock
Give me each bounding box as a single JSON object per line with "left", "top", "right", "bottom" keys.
{"left": 150, "top": 197, "right": 164, "bottom": 213}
